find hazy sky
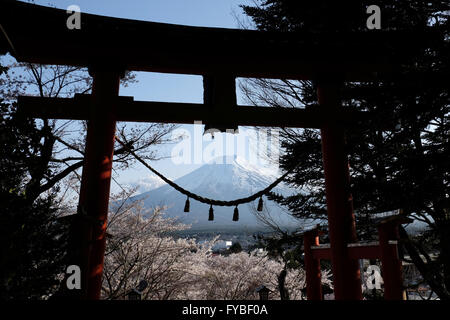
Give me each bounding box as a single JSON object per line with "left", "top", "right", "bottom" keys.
{"left": 27, "top": 0, "right": 252, "bottom": 27}
{"left": 16, "top": 0, "right": 279, "bottom": 194}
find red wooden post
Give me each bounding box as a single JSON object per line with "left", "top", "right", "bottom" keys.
{"left": 77, "top": 68, "right": 122, "bottom": 299}
{"left": 318, "top": 81, "right": 362, "bottom": 300}
{"left": 378, "top": 219, "right": 405, "bottom": 300}
{"left": 303, "top": 228, "right": 323, "bottom": 300}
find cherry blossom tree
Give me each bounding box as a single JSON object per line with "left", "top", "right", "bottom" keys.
{"left": 102, "top": 194, "right": 331, "bottom": 300}
{"left": 102, "top": 194, "right": 202, "bottom": 300}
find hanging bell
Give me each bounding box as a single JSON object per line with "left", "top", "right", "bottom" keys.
{"left": 257, "top": 196, "right": 264, "bottom": 212}
{"left": 233, "top": 206, "right": 239, "bottom": 221}
{"left": 208, "top": 204, "right": 214, "bottom": 221}
{"left": 184, "top": 197, "right": 190, "bottom": 212}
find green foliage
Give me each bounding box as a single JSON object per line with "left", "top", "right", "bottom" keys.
{"left": 242, "top": 0, "right": 450, "bottom": 298}
{"left": 0, "top": 63, "right": 68, "bottom": 300}
{"left": 228, "top": 242, "right": 242, "bottom": 254}
{"left": 255, "top": 232, "right": 303, "bottom": 269}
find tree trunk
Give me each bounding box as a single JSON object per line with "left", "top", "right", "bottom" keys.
{"left": 399, "top": 226, "right": 450, "bottom": 299}
{"left": 278, "top": 268, "right": 290, "bottom": 300}
{"left": 437, "top": 214, "right": 450, "bottom": 295}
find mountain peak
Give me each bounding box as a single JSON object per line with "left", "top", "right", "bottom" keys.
{"left": 135, "top": 155, "right": 299, "bottom": 233}
{"left": 205, "top": 155, "right": 279, "bottom": 177}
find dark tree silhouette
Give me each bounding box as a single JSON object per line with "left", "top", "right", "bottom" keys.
{"left": 0, "top": 63, "right": 69, "bottom": 299}
{"left": 241, "top": 0, "right": 449, "bottom": 299}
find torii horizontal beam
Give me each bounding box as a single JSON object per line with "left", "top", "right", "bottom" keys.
{"left": 1, "top": 0, "right": 430, "bottom": 301}
{"left": 310, "top": 241, "right": 399, "bottom": 260}
{"left": 0, "top": 0, "right": 442, "bottom": 81}
{"left": 17, "top": 95, "right": 374, "bottom": 129}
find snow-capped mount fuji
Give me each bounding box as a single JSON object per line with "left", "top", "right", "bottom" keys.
{"left": 133, "top": 156, "right": 302, "bottom": 233}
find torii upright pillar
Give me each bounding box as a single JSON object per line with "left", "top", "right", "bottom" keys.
{"left": 303, "top": 227, "right": 323, "bottom": 300}
{"left": 75, "top": 68, "right": 123, "bottom": 299}
{"left": 318, "top": 81, "right": 363, "bottom": 300}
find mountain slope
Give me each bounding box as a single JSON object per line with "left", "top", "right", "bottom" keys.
{"left": 133, "top": 156, "right": 303, "bottom": 233}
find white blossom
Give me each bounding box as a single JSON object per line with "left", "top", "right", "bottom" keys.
{"left": 102, "top": 198, "right": 330, "bottom": 300}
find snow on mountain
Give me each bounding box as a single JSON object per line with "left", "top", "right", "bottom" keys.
{"left": 130, "top": 174, "right": 167, "bottom": 193}
{"left": 133, "top": 156, "right": 303, "bottom": 233}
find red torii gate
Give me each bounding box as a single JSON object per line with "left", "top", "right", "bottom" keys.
{"left": 0, "top": 1, "right": 439, "bottom": 300}
{"left": 303, "top": 215, "right": 413, "bottom": 300}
